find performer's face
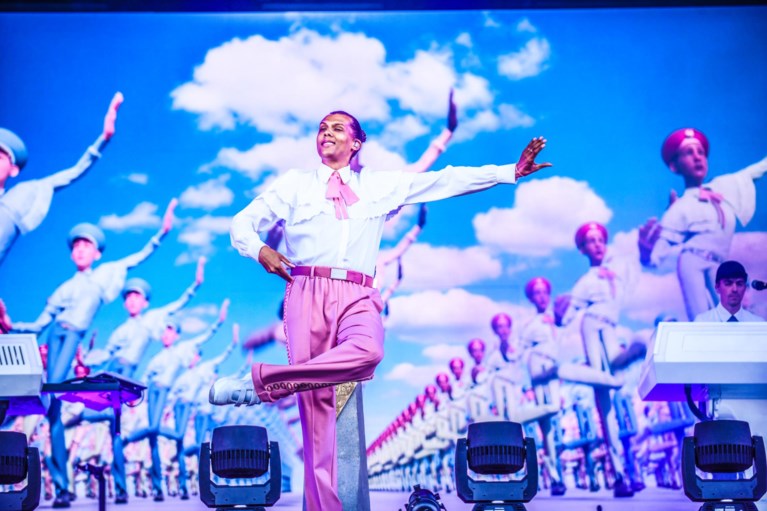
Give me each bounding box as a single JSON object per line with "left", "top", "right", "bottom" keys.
{"left": 70, "top": 238, "right": 102, "bottom": 271}
{"left": 528, "top": 283, "right": 551, "bottom": 312}
{"left": 123, "top": 291, "right": 149, "bottom": 317}
{"left": 449, "top": 358, "right": 464, "bottom": 380}
{"left": 0, "top": 150, "right": 20, "bottom": 183}
{"left": 579, "top": 229, "right": 606, "bottom": 266}
{"left": 162, "top": 325, "right": 179, "bottom": 347}
{"left": 715, "top": 277, "right": 746, "bottom": 310}
{"left": 492, "top": 316, "right": 512, "bottom": 343}
{"left": 316, "top": 113, "right": 360, "bottom": 168}
{"left": 671, "top": 139, "right": 708, "bottom": 186}
{"left": 468, "top": 340, "right": 485, "bottom": 364}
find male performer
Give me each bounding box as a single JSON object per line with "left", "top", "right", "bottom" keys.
{"left": 126, "top": 300, "right": 228, "bottom": 501}
{"left": 638, "top": 128, "right": 767, "bottom": 320}
{"left": 0, "top": 93, "right": 123, "bottom": 266}
{"left": 519, "top": 278, "right": 567, "bottom": 496}
{"left": 212, "top": 110, "right": 550, "bottom": 510}
{"left": 555, "top": 222, "right": 637, "bottom": 497}
{"left": 694, "top": 260, "right": 764, "bottom": 322}
{"left": 7, "top": 201, "right": 175, "bottom": 507}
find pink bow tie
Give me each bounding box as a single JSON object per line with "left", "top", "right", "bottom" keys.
{"left": 326, "top": 171, "right": 359, "bottom": 220}
{"left": 699, "top": 187, "right": 726, "bottom": 228}
{"left": 598, "top": 266, "right": 617, "bottom": 299}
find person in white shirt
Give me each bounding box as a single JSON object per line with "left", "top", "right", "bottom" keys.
{"left": 694, "top": 260, "right": 765, "bottom": 322}
{"left": 125, "top": 300, "right": 228, "bottom": 502}
{"left": 0, "top": 93, "right": 123, "bottom": 267}
{"left": 554, "top": 222, "right": 636, "bottom": 497}
{"left": 6, "top": 203, "right": 174, "bottom": 508}
{"left": 638, "top": 128, "right": 767, "bottom": 320}
{"left": 211, "top": 109, "right": 550, "bottom": 511}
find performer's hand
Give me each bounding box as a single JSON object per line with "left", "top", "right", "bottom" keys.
{"left": 232, "top": 323, "right": 240, "bottom": 345}
{"left": 553, "top": 294, "right": 570, "bottom": 326}
{"left": 397, "top": 258, "right": 403, "bottom": 281}
{"left": 417, "top": 204, "right": 427, "bottom": 228}
{"left": 668, "top": 189, "right": 678, "bottom": 209}
{"left": 446, "top": 88, "right": 458, "bottom": 133}
{"left": 218, "top": 298, "right": 230, "bottom": 323}
{"left": 103, "top": 92, "right": 124, "bottom": 141}
{"left": 515, "top": 137, "right": 552, "bottom": 180}
{"left": 258, "top": 246, "right": 295, "bottom": 283}
{"left": 0, "top": 299, "right": 11, "bottom": 334}
{"left": 638, "top": 217, "right": 660, "bottom": 266}
{"left": 162, "top": 198, "right": 178, "bottom": 234}
{"left": 195, "top": 256, "right": 207, "bottom": 285}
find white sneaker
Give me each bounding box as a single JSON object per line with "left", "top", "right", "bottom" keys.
{"left": 209, "top": 375, "right": 261, "bottom": 406}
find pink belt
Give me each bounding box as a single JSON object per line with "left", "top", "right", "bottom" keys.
{"left": 291, "top": 266, "right": 374, "bottom": 288}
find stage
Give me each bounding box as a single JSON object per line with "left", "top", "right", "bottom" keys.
{"left": 32, "top": 487, "right": 767, "bottom": 511}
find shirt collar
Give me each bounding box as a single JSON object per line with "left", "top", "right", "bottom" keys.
{"left": 318, "top": 164, "right": 353, "bottom": 184}
{"left": 715, "top": 301, "right": 742, "bottom": 320}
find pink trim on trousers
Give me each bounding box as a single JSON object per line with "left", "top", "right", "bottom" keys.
{"left": 251, "top": 275, "right": 385, "bottom": 511}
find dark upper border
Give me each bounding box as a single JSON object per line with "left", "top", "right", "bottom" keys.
{"left": 2, "top": 0, "right": 766, "bottom": 12}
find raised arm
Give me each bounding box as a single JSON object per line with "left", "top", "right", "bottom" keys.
{"left": 378, "top": 205, "right": 426, "bottom": 268}
{"left": 159, "top": 256, "right": 205, "bottom": 316}
{"left": 737, "top": 155, "right": 767, "bottom": 181}
{"left": 403, "top": 90, "right": 457, "bottom": 174}
{"left": 116, "top": 198, "right": 176, "bottom": 270}
{"left": 403, "top": 138, "right": 550, "bottom": 205}
{"left": 9, "top": 286, "right": 66, "bottom": 334}
{"left": 207, "top": 323, "right": 239, "bottom": 368}
{"left": 43, "top": 92, "right": 124, "bottom": 190}
{"left": 380, "top": 258, "right": 403, "bottom": 306}
{"left": 191, "top": 298, "right": 229, "bottom": 349}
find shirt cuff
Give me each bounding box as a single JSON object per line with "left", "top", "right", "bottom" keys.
{"left": 496, "top": 164, "right": 517, "bottom": 184}
{"left": 247, "top": 237, "right": 267, "bottom": 261}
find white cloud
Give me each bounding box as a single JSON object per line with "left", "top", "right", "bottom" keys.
{"left": 384, "top": 362, "right": 446, "bottom": 389}
{"left": 473, "top": 176, "right": 613, "bottom": 256}
{"left": 498, "top": 37, "right": 551, "bottom": 80}
{"left": 422, "top": 343, "right": 468, "bottom": 363}
{"left": 385, "top": 288, "right": 532, "bottom": 345}
{"left": 379, "top": 115, "right": 430, "bottom": 149}
{"left": 397, "top": 243, "right": 503, "bottom": 291}
{"left": 483, "top": 12, "right": 501, "bottom": 28}
{"left": 99, "top": 202, "right": 161, "bottom": 232}
{"left": 179, "top": 175, "right": 234, "bottom": 210}
{"left": 516, "top": 18, "right": 538, "bottom": 33}
{"left": 455, "top": 32, "right": 472, "bottom": 48}
{"left": 176, "top": 215, "right": 232, "bottom": 264}
{"left": 381, "top": 203, "right": 418, "bottom": 241}
{"left": 126, "top": 173, "right": 148, "bottom": 185}
{"left": 173, "top": 29, "right": 535, "bottom": 181}
{"left": 172, "top": 29, "right": 466, "bottom": 136}
{"left": 498, "top": 103, "right": 535, "bottom": 128}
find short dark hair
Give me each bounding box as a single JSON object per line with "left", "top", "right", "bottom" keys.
{"left": 327, "top": 110, "right": 367, "bottom": 143}
{"left": 715, "top": 260, "right": 748, "bottom": 284}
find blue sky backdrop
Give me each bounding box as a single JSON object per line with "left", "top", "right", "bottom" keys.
{"left": 1, "top": 7, "right": 766, "bottom": 439}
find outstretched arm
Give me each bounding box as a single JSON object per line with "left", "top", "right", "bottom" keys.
{"left": 242, "top": 321, "right": 282, "bottom": 350}
{"left": 380, "top": 258, "right": 403, "bottom": 306}
{"left": 117, "top": 198, "right": 177, "bottom": 270}
{"left": 191, "top": 298, "right": 230, "bottom": 349}
{"left": 9, "top": 286, "right": 66, "bottom": 334}
{"left": 44, "top": 92, "right": 124, "bottom": 190}
{"left": 159, "top": 256, "right": 205, "bottom": 316}
{"left": 737, "top": 155, "right": 767, "bottom": 181}
{"left": 208, "top": 323, "right": 239, "bottom": 367}
{"left": 378, "top": 205, "right": 426, "bottom": 268}
{"left": 403, "top": 90, "right": 458, "bottom": 174}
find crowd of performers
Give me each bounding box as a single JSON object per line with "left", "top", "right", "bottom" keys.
{"left": 1, "top": 87, "right": 765, "bottom": 509}
{"left": 367, "top": 123, "right": 767, "bottom": 498}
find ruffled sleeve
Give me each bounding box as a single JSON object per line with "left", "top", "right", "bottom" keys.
{"left": 709, "top": 170, "right": 757, "bottom": 226}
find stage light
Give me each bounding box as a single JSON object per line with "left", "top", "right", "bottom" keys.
{"left": 0, "top": 431, "right": 41, "bottom": 511}
{"left": 455, "top": 421, "right": 538, "bottom": 511}
{"left": 682, "top": 420, "right": 766, "bottom": 511}
{"left": 403, "top": 484, "right": 446, "bottom": 511}
{"left": 199, "top": 425, "right": 281, "bottom": 511}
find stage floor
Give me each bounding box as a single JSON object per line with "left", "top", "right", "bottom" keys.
{"left": 33, "top": 487, "right": 767, "bottom": 511}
